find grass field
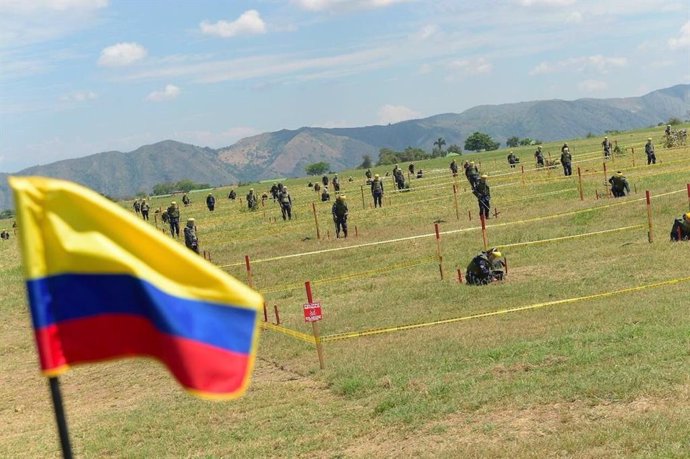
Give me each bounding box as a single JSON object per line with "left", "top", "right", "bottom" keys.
{"left": 1, "top": 125, "right": 689, "bottom": 458}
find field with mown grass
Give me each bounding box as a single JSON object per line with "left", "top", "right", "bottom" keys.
{"left": 2, "top": 125, "right": 689, "bottom": 458}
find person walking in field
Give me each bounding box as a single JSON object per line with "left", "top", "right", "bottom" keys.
{"left": 560, "top": 146, "right": 572, "bottom": 176}
{"left": 206, "top": 193, "right": 216, "bottom": 211}
{"left": 184, "top": 218, "right": 199, "bottom": 253}
{"left": 507, "top": 151, "right": 518, "bottom": 168}
{"left": 246, "top": 189, "right": 258, "bottom": 211}
{"left": 332, "top": 174, "right": 341, "bottom": 192}
{"left": 279, "top": 186, "right": 293, "bottom": 220}
{"left": 608, "top": 171, "right": 630, "bottom": 197}
{"left": 450, "top": 159, "right": 459, "bottom": 177}
{"left": 602, "top": 137, "right": 612, "bottom": 159}
{"left": 140, "top": 199, "right": 150, "bottom": 221}
{"left": 408, "top": 163, "right": 415, "bottom": 177}
{"left": 465, "top": 248, "right": 504, "bottom": 285}
{"left": 645, "top": 138, "right": 656, "bottom": 165}
{"left": 473, "top": 174, "right": 491, "bottom": 220}
{"left": 166, "top": 201, "right": 180, "bottom": 238}
{"left": 182, "top": 193, "right": 190, "bottom": 207}
{"left": 535, "top": 145, "right": 545, "bottom": 168}
{"left": 133, "top": 199, "right": 141, "bottom": 215}
{"left": 332, "top": 195, "right": 349, "bottom": 238}
{"left": 670, "top": 212, "right": 690, "bottom": 241}
{"left": 371, "top": 174, "right": 384, "bottom": 208}
{"left": 322, "top": 175, "right": 329, "bottom": 188}
{"left": 465, "top": 161, "right": 480, "bottom": 190}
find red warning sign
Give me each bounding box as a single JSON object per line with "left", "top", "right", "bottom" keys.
{"left": 303, "top": 302, "right": 322, "bottom": 322}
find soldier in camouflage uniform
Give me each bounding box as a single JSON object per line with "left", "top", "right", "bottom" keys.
{"left": 608, "top": 171, "right": 630, "bottom": 197}
{"left": 332, "top": 174, "right": 341, "bottom": 192}
{"left": 279, "top": 186, "right": 293, "bottom": 220}
{"left": 246, "top": 188, "right": 258, "bottom": 211}
{"left": 465, "top": 248, "right": 504, "bottom": 285}
{"left": 371, "top": 174, "right": 384, "bottom": 207}
{"left": 670, "top": 212, "right": 690, "bottom": 241}
{"left": 133, "top": 199, "right": 141, "bottom": 215}
{"left": 450, "top": 159, "right": 459, "bottom": 177}
{"left": 332, "top": 195, "right": 349, "bottom": 238}
{"left": 560, "top": 146, "right": 572, "bottom": 176}
{"left": 206, "top": 193, "right": 216, "bottom": 211}
{"left": 645, "top": 138, "right": 656, "bottom": 165}
{"left": 602, "top": 137, "right": 612, "bottom": 159}
{"left": 184, "top": 218, "right": 199, "bottom": 253}
{"left": 535, "top": 146, "right": 545, "bottom": 168}
{"left": 465, "top": 161, "right": 480, "bottom": 190}
{"left": 473, "top": 174, "right": 491, "bottom": 219}
{"left": 166, "top": 201, "right": 180, "bottom": 238}
{"left": 140, "top": 199, "right": 150, "bottom": 221}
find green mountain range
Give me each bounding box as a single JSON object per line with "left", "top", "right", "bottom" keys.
{"left": 1, "top": 84, "right": 688, "bottom": 210}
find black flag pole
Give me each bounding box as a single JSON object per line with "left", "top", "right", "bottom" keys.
{"left": 48, "top": 377, "right": 74, "bottom": 459}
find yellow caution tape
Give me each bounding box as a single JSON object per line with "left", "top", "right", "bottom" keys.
{"left": 260, "top": 322, "right": 316, "bottom": 344}
{"left": 496, "top": 224, "right": 643, "bottom": 249}
{"left": 320, "top": 275, "right": 690, "bottom": 342}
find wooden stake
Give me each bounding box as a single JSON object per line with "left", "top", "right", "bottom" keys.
{"left": 311, "top": 202, "right": 321, "bottom": 240}
{"left": 305, "top": 281, "right": 325, "bottom": 370}
{"left": 452, "top": 184, "right": 460, "bottom": 220}
{"left": 687, "top": 183, "right": 690, "bottom": 211}
{"left": 577, "top": 167, "right": 584, "bottom": 201}
{"left": 480, "top": 213, "right": 488, "bottom": 250}
{"left": 457, "top": 268, "right": 463, "bottom": 284}
{"left": 263, "top": 302, "right": 268, "bottom": 322}
{"left": 245, "top": 255, "right": 253, "bottom": 288}
{"left": 434, "top": 223, "right": 444, "bottom": 280}
{"left": 603, "top": 162, "right": 610, "bottom": 197}
{"left": 646, "top": 190, "right": 653, "bottom": 243}
{"left": 355, "top": 225, "right": 359, "bottom": 237}
{"left": 631, "top": 147, "right": 635, "bottom": 167}
{"left": 360, "top": 185, "right": 366, "bottom": 210}
{"left": 520, "top": 165, "right": 525, "bottom": 187}
{"left": 468, "top": 209, "right": 472, "bottom": 221}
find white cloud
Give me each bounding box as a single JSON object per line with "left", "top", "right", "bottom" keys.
{"left": 668, "top": 21, "right": 690, "bottom": 50}
{"left": 530, "top": 54, "right": 627, "bottom": 75}
{"left": 447, "top": 57, "right": 493, "bottom": 75}
{"left": 518, "top": 0, "right": 576, "bottom": 6}
{"left": 578, "top": 79, "right": 607, "bottom": 92}
{"left": 293, "top": 0, "right": 411, "bottom": 12}
{"left": 98, "top": 42, "right": 147, "bottom": 67}
{"left": 377, "top": 104, "right": 421, "bottom": 124}
{"left": 60, "top": 90, "right": 97, "bottom": 102}
{"left": 200, "top": 10, "right": 266, "bottom": 38}
{"left": 413, "top": 24, "right": 438, "bottom": 41}
{"left": 145, "top": 84, "right": 180, "bottom": 102}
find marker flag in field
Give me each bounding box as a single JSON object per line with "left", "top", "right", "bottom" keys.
{"left": 9, "top": 176, "right": 263, "bottom": 400}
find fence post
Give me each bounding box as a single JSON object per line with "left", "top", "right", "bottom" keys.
{"left": 263, "top": 302, "right": 268, "bottom": 322}
{"left": 520, "top": 165, "right": 525, "bottom": 187}
{"left": 631, "top": 147, "right": 635, "bottom": 167}
{"left": 687, "top": 183, "right": 690, "bottom": 211}
{"left": 453, "top": 184, "right": 460, "bottom": 221}
{"left": 577, "top": 167, "right": 584, "bottom": 201}
{"left": 603, "top": 162, "right": 610, "bottom": 197}
{"left": 360, "top": 185, "right": 366, "bottom": 210}
{"left": 434, "top": 223, "right": 444, "bottom": 280}
{"left": 312, "top": 202, "right": 321, "bottom": 240}
{"left": 245, "top": 255, "right": 253, "bottom": 288}
{"left": 646, "top": 190, "right": 653, "bottom": 243}
{"left": 457, "top": 268, "right": 463, "bottom": 284}
{"left": 305, "top": 281, "right": 325, "bottom": 370}
{"left": 480, "top": 213, "right": 489, "bottom": 251}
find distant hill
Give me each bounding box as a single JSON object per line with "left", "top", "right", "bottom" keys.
{"left": 1, "top": 84, "right": 688, "bottom": 210}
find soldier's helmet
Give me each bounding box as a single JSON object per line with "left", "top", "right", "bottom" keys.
{"left": 615, "top": 171, "right": 623, "bottom": 177}
{"left": 208, "top": 193, "right": 212, "bottom": 196}
{"left": 340, "top": 195, "right": 346, "bottom": 200}
{"left": 374, "top": 174, "right": 380, "bottom": 178}
{"left": 684, "top": 212, "right": 690, "bottom": 222}
{"left": 647, "top": 138, "right": 652, "bottom": 141}
{"left": 488, "top": 248, "right": 502, "bottom": 259}
{"left": 537, "top": 145, "right": 542, "bottom": 150}
{"left": 481, "top": 174, "right": 488, "bottom": 180}
{"left": 249, "top": 188, "right": 254, "bottom": 192}
{"left": 171, "top": 201, "right": 176, "bottom": 205}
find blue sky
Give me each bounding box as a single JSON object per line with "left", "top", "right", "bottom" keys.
{"left": 1, "top": 0, "right": 688, "bottom": 172}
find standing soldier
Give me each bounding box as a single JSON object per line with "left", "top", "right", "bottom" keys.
{"left": 133, "top": 199, "right": 141, "bottom": 215}
{"left": 332, "top": 174, "right": 341, "bottom": 192}
{"left": 166, "top": 201, "right": 180, "bottom": 238}
{"left": 182, "top": 193, "right": 190, "bottom": 207}
{"left": 270, "top": 183, "right": 279, "bottom": 201}
{"left": 246, "top": 188, "right": 258, "bottom": 211}
{"left": 371, "top": 173, "right": 384, "bottom": 207}
{"left": 602, "top": 137, "right": 612, "bottom": 159}
{"left": 450, "top": 159, "right": 459, "bottom": 177}
{"left": 322, "top": 175, "right": 329, "bottom": 188}
{"left": 408, "top": 163, "right": 415, "bottom": 177}
{"left": 535, "top": 146, "right": 545, "bottom": 168}
{"left": 140, "top": 199, "right": 150, "bottom": 221}
{"left": 394, "top": 167, "right": 405, "bottom": 190}
{"left": 645, "top": 138, "right": 656, "bottom": 165}
{"left": 507, "top": 151, "right": 518, "bottom": 168}
{"left": 332, "top": 195, "right": 349, "bottom": 238}
{"left": 608, "top": 171, "right": 630, "bottom": 197}
{"left": 560, "top": 146, "right": 573, "bottom": 176}
{"left": 279, "top": 186, "right": 293, "bottom": 220}
{"left": 206, "top": 193, "right": 216, "bottom": 211}
{"left": 365, "top": 168, "right": 372, "bottom": 183}
{"left": 184, "top": 218, "right": 199, "bottom": 253}
{"left": 473, "top": 174, "right": 491, "bottom": 220}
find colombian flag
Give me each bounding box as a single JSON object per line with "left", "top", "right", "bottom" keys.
{"left": 9, "top": 176, "right": 262, "bottom": 400}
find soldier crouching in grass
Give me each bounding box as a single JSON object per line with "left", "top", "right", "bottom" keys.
{"left": 184, "top": 218, "right": 199, "bottom": 253}
{"left": 670, "top": 212, "right": 690, "bottom": 241}
{"left": 465, "top": 248, "right": 505, "bottom": 285}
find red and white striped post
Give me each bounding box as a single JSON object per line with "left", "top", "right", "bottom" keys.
{"left": 305, "top": 281, "right": 325, "bottom": 369}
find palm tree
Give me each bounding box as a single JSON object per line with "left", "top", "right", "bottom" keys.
{"left": 433, "top": 137, "right": 446, "bottom": 156}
